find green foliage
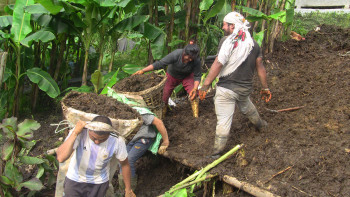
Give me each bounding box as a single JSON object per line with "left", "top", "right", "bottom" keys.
{"left": 292, "top": 12, "right": 350, "bottom": 36}
{"left": 0, "top": 117, "right": 58, "bottom": 196}
{"left": 90, "top": 70, "right": 104, "bottom": 93}
{"left": 26, "top": 68, "right": 60, "bottom": 98}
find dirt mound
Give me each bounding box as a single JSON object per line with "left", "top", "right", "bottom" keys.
{"left": 114, "top": 72, "right": 164, "bottom": 92}
{"left": 163, "top": 24, "right": 350, "bottom": 196}
{"left": 62, "top": 92, "right": 139, "bottom": 120}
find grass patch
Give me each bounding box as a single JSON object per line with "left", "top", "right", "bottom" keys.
{"left": 292, "top": 11, "right": 350, "bottom": 36}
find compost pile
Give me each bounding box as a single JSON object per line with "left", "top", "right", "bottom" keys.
{"left": 114, "top": 72, "right": 163, "bottom": 92}
{"left": 163, "top": 24, "right": 350, "bottom": 196}
{"left": 62, "top": 92, "right": 139, "bottom": 120}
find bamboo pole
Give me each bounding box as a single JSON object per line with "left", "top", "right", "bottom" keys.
{"left": 223, "top": 175, "right": 280, "bottom": 197}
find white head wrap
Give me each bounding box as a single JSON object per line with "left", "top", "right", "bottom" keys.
{"left": 85, "top": 121, "right": 118, "bottom": 133}
{"left": 218, "top": 12, "right": 254, "bottom": 77}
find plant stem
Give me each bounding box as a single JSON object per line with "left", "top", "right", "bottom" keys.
{"left": 168, "top": 174, "right": 217, "bottom": 194}
{"left": 172, "top": 144, "right": 243, "bottom": 189}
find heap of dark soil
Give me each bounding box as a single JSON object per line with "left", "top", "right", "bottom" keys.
{"left": 114, "top": 72, "right": 164, "bottom": 92}
{"left": 62, "top": 92, "right": 140, "bottom": 120}
{"left": 163, "top": 24, "right": 350, "bottom": 196}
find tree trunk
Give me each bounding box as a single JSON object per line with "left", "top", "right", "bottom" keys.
{"left": 184, "top": 0, "right": 192, "bottom": 42}
{"left": 82, "top": 50, "right": 89, "bottom": 86}
{"left": 48, "top": 41, "right": 57, "bottom": 77}
{"left": 148, "top": 0, "right": 154, "bottom": 64}
{"left": 54, "top": 34, "right": 67, "bottom": 81}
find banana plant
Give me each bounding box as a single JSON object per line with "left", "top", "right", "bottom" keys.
{"left": 0, "top": 0, "right": 59, "bottom": 117}
{"left": 0, "top": 117, "right": 58, "bottom": 196}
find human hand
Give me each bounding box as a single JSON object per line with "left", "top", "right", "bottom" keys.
{"left": 189, "top": 88, "right": 197, "bottom": 100}
{"left": 132, "top": 70, "right": 144, "bottom": 76}
{"left": 260, "top": 88, "right": 272, "bottom": 102}
{"left": 125, "top": 189, "right": 136, "bottom": 197}
{"left": 158, "top": 141, "right": 169, "bottom": 154}
{"left": 198, "top": 85, "right": 209, "bottom": 101}
{"left": 73, "top": 120, "right": 86, "bottom": 136}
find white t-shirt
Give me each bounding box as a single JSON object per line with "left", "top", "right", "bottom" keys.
{"left": 65, "top": 129, "right": 127, "bottom": 184}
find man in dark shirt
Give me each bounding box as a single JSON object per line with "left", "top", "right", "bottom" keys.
{"left": 199, "top": 12, "right": 272, "bottom": 158}
{"left": 133, "top": 44, "right": 201, "bottom": 117}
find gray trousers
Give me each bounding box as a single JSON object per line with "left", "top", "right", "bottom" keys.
{"left": 214, "top": 86, "right": 262, "bottom": 137}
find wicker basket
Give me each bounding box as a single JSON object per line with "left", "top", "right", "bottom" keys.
{"left": 114, "top": 75, "right": 167, "bottom": 119}
{"left": 61, "top": 92, "right": 143, "bottom": 139}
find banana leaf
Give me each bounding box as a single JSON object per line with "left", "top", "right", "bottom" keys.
{"left": 20, "top": 29, "right": 55, "bottom": 47}
{"left": 26, "top": 67, "right": 60, "bottom": 98}
{"left": 11, "top": 0, "right": 34, "bottom": 44}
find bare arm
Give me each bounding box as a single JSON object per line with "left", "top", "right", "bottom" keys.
{"left": 132, "top": 64, "right": 154, "bottom": 75}
{"left": 152, "top": 117, "right": 169, "bottom": 146}
{"left": 56, "top": 121, "right": 86, "bottom": 163}
{"left": 203, "top": 57, "right": 223, "bottom": 88}
{"left": 120, "top": 158, "right": 132, "bottom": 194}
{"left": 256, "top": 57, "right": 268, "bottom": 89}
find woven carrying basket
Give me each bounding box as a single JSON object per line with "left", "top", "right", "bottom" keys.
{"left": 61, "top": 92, "right": 143, "bottom": 140}
{"left": 115, "top": 75, "right": 167, "bottom": 119}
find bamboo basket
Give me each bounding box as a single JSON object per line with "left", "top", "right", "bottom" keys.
{"left": 114, "top": 75, "right": 167, "bottom": 119}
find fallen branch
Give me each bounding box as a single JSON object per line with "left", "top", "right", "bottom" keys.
{"left": 264, "top": 166, "right": 292, "bottom": 184}
{"left": 265, "top": 106, "right": 305, "bottom": 113}
{"left": 291, "top": 186, "right": 312, "bottom": 196}
{"left": 223, "top": 175, "right": 280, "bottom": 197}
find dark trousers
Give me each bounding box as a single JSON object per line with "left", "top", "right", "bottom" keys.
{"left": 162, "top": 72, "right": 195, "bottom": 104}
{"left": 64, "top": 177, "right": 109, "bottom": 197}
{"left": 120, "top": 138, "right": 154, "bottom": 177}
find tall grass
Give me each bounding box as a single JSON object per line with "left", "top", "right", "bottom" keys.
{"left": 292, "top": 11, "right": 350, "bottom": 36}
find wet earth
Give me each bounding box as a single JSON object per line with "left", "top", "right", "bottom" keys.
{"left": 29, "top": 24, "right": 350, "bottom": 197}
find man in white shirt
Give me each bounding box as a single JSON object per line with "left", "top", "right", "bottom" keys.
{"left": 56, "top": 116, "right": 136, "bottom": 197}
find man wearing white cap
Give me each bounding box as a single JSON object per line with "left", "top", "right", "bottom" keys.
{"left": 56, "top": 116, "right": 136, "bottom": 197}
{"left": 199, "top": 12, "right": 272, "bottom": 158}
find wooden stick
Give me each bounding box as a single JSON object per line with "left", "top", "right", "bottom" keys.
{"left": 291, "top": 186, "right": 312, "bottom": 196}
{"left": 47, "top": 148, "right": 58, "bottom": 155}
{"left": 264, "top": 166, "right": 292, "bottom": 184}
{"left": 223, "top": 175, "right": 280, "bottom": 197}
{"left": 265, "top": 106, "right": 305, "bottom": 113}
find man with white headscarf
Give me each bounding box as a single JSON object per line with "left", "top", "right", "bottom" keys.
{"left": 199, "top": 12, "right": 272, "bottom": 158}
{"left": 56, "top": 116, "right": 136, "bottom": 197}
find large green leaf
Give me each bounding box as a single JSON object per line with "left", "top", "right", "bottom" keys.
{"left": 36, "top": 0, "right": 63, "bottom": 15}
{"left": 237, "top": 6, "right": 266, "bottom": 18}
{"left": 19, "top": 156, "right": 45, "bottom": 165}
{"left": 0, "top": 30, "right": 11, "bottom": 39}
{"left": 20, "top": 178, "right": 43, "bottom": 191}
{"left": 0, "top": 175, "right": 14, "bottom": 185}
{"left": 151, "top": 33, "right": 166, "bottom": 60}
{"left": 100, "top": 69, "right": 120, "bottom": 95}
{"left": 20, "top": 29, "right": 55, "bottom": 47}
{"left": 203, "top": 0, "right": 225, "bottom": 23}
{"left": 1, "top": 117, "right": 18, "bottom": 140}
{"left": 1, "top": 141, "right": 14, "bottom": 161}
{"left": 122, "top": 64, "right": 143, "bottom": 75}
{"left": 285, "top": 8, "right": 294, "bottom": 25}
{"left": 112, "top": 15, "right": 149, "bottom": 33}
{"left": 93, "top": 0, "right": 117, "bottom": 7}
{"left": 17, "top": 119, "right": 40, "bottom": 139}
{"left": 26, "top": 67, "right": 60, "bottom": 98}
{"left": 11, "top": 0, "right": 34, "bottom": 44}
{"left": 4, "top": 161, "right": 23, "bottom": 185}
{"left": 35, "top": 165, "right": 45, "bottom": 179}
{"left": 253, "top": 30, "right": 265, "bottom": 47}
{"left": 199, "top": 0, "right": 214, "bottom": 11}
{"left": 0, "top": 16, "right": 12, "bottom": 28}
{"left": 116, "top": 0, "right": 132, "bottom": 8}
{"left": 268, "top": 10, "right": 286, "bottom": 23}
{"left": 90, "top": 70, "right": 104, "bottom": 93}
{"left": 144, "top": 22, "right": 163, "bottom": 41}
{"left": 23, "top": 4, "right": 50, "bottom": 14}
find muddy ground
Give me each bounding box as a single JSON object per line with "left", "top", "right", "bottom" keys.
{"left": 163, "top": 24, "right": 350, "bottom": 196}
{"left": 29, "top": 24, "right": 350, "bottom": 196}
